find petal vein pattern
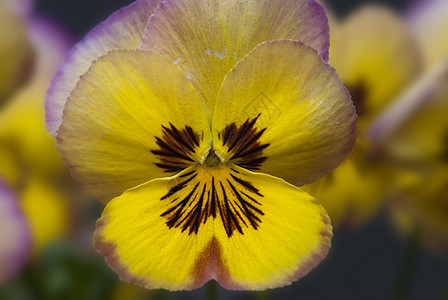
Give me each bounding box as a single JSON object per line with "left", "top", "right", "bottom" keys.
{"left": 151, "top": 123, "right": 202, "bottom": 173}
{"left": 160, "top": 166, "right": 264, "bottom": 237}
{"left": 94, "top": 165, "right": 332, "bottom": 290}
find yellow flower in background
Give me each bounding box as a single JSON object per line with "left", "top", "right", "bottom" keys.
{"left": 0, "top": 0, "right": 33, "bottom": 104}
{"left": 303, "top": 5, "right": 421, "bottom": 228}
{"left": 0, "top": 84, "right": 70, "bottom": 253}
{"left": 371, "top": 65, "right": 448, "bottom": 252}
{"left": 0, "top": 17, "right": 72, "bottom": 254}
{"left": 367, "top": 0, "right": 448, "bottom": 251}
{"left": 47, "top": 0, "right": 357, "bottom": 291}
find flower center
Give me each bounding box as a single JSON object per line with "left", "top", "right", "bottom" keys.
{"left": 150, "top": 115, "right": 270, "bottom": 237}
{"left": 151, "top": 114, "right": 269, "bottom": 173}
{"left": 204, "top": 148, "right": 222, "bottom": 168}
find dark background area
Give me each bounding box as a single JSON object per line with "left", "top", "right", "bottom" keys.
{"left": 34, "top": 0, "right": 418, "bottom": 39}
{"left": 29, "top": 0, "right": 447, "bottom": 299}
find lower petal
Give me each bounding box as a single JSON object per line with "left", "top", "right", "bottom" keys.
{"left": 94, "top": 165, "right": 331, "bottom": 290}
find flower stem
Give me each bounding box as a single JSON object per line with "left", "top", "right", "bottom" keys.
{"left": 206, "top": 280, "right": 218, "bottom": 300}
{"left": 255, "top": 290, "right": 271, "bottom": 300}
{"left": 392, "top": 227, "right": 420, "bottom": 300}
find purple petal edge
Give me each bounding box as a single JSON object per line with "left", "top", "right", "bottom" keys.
{"left": 45, "top": 0, "right": 160, "bottom": 137}
{"left": 0, "top": 180, "right": 31, "bottom": 285}
{"left": 405, "top": 0, "right": 440, "bottom": 24}
{"left": 310, "top": 0, "right": 330, "bottom": 62}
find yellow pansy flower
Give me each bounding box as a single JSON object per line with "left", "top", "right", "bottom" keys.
{"left": 367, "top": 0, "right": 448, "bottom": 251}
{"left": 47, "top": 0, "right": 356, "bottom": 290}
{"left": 0, "top": 18, "right": 72, "bottom": 254}
{"left": 371, "top": 62, "right": 448, "bottom": 252}
{"left": 382, "top": 84, "right": 448, "bottom": 252}
{"left": 303, "top": 5, "right": 421, "bottom": 228}
{"left": 0, "top": 83, "right": 70, "bottom": 253}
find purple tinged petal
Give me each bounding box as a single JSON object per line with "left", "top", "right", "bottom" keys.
{"left": 0, "top": 180, "right": 31, "bottom": 285}
{"left": 45, "top": 0, "right": 162, "bottom": 137}
{"left": 27, "top": 17, "right": 74, "bottom": 79}
{"left": 140, "top": 0, "right": 330, "bottom": 118}
{"left": 3, "top": 0, "right": 33, "bottom": 18}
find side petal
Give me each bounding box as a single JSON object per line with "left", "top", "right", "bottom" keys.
{"left": 140, "top": 0, "right": 329, "bottom": 120}
{"left": 0, "top": 179, "right": 31, "bottom": 284}
{"left": 94, "top": 165, "right": 331, "bottom": 290}
{"left": 212, "top": 40, "right": 357, "bottom": 187}
{"left": 45, "top": 0, "right": 162, "bottom": 137}
{"left": 56, "top": 49, "right": 211, "bottom": 203}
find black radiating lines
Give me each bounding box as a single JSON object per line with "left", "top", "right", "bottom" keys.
{"left": 160, "top": 169, "right": 264, "bottom": 237}
{"left": 151, "top": 123, "right": 201, "bottom": 173}
{"left": 218, "top": 114, "right": 269, "bottom": 171}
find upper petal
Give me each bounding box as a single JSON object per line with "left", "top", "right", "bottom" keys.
{"left": 56, "top": 49, "right": 211, "bottom": 203}
{"left": 94, "top": 164, "right": 331, "bottom": 290}
{"left": 212, "top": 40, "right": 357, "bottom": 187}
{"left": 45, "top": 0, "right": 162, "bottom": 137}
{"left": 140, "top": 0, "right": 330, "bottom": 120}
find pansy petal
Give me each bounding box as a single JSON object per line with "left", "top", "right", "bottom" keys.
{"left": 94, "top": 165, "right": 331, "bottom": 290}
{"left": 212, "top": 40, "right": 356, "bottom": 187}
{"left": 0, "top": 180, "right": 31, "bottom": 284}
{"left": 140, "top": 0, "right": 329, "bottom": 119}
{"left": 45, "top": 0, "right": 162, "bottom": 137}
{"left": 57, "top": 49, "right": 211, "bottom": 202}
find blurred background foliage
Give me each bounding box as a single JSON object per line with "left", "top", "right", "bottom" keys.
{"left": 0, "top": 0, "right": 447, "bottom": 299}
